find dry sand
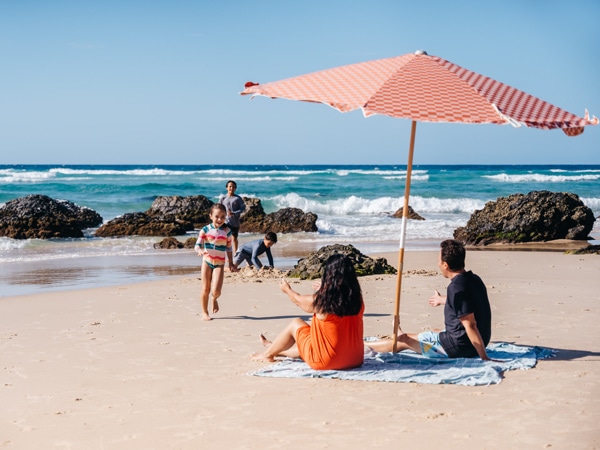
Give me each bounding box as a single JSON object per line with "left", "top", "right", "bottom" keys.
{"left": 1, "top": 250, "right": 599, "bottom": 449}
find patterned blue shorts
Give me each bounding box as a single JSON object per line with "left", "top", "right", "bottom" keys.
{"left": 417, "top": 331, "right": 448, "bottom": 358}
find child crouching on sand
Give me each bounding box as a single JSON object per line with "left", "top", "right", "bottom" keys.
{"left": 195, "top": 203, "right": 237, "bottom": 321}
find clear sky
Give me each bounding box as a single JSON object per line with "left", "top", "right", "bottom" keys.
{"left": 1, "top": 1, "right": 598, "bottom": 165}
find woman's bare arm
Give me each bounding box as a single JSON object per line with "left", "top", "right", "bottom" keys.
{"left": 280, "top": 279, "right": 315, "bottom": 313}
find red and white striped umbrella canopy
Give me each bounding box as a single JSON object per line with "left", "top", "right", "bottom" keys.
{"left": 242, "top": 51, "right": 597, "bottom": 136}
{"left": 241, "top": 50, "right": 597, "bottom": 350}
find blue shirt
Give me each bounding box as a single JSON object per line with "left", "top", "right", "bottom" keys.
{"left": 237, "top": 238, "right": 273, "bottom": 268}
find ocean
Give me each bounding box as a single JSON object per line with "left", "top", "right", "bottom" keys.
{"left": 1, "top": 164, "right": 599, "bottom": 297}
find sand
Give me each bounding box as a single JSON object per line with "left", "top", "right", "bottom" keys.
{"left": 1, "top": 250, "right": 599, "bottom": 449}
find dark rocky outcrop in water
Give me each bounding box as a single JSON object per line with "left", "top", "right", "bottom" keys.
{"left": 146, "top": 195, "right": 214, "bottom": 229}
{"left": 453, "top": 190, "right": 595, "bottom": 246}
{"left": 95, "top": 195, "right": 213, "bottom": 237}
{"left": 95, "top": 211, "right": 190, "bottom": 237}
{"left": 390, "top": 205, "right": 425, "bottom": 221}
{"left": 153, "top": 236, "right": 197, "bottom": 249}
{"left": 0, "top": 194, "right": 103, "bottom": 239}
{"left": 241, "top": 206, "right": 318, "bottom": 234}
{"left": 287, "top": 244, "right": 397, "bottom": 279}
{"left": 97, "top": 195, "right": 318, "bottom": 238}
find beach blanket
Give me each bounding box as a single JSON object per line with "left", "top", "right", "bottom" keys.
{"left": 250, "top": 342, "right": 554, "bottom": 386}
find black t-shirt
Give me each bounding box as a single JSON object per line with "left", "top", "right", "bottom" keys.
{"left": 439, "top": 271, "right": 491, "bottom": 358}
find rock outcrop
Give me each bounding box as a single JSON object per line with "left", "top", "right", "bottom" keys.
{"left": 96, "top": 195, "right": 213, "bottom": 237}
{"left": 569, "top": 244, "right": 600, "bottom": 255}
{"left": 95, "top": 212, "right": 190, "bottom": 237}
{"left": 287, "top": 244, "right": 397, "bottom": 279}
{"left": 390, "top": 205, "right": 425, "bottom": 220}
{"left": 0, "top": 194, "right": 103, "bottom": 239}
{"left": 146, "top": 195, "right": 214, "bottom": 229}
{"left": 98, "top": 194, "right": 318, "bottom": 238}
{"left": 241, "top": 206, "right": 318, "bottom": 234}
{"left": 453, "top": 190, "right": 595, "bottom": 246}
{"left": 153, "top": 237, "right": 196, "bottom": 249}
{"left": 239, "top": 197, "right": 266, "bottom": 226}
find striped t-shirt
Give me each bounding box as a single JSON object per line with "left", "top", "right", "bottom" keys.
{"left": 194, "top": 223, "right": 232, "bottom": 267}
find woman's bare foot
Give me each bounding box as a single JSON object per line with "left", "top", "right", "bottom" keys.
{"left": 259, "top": 333, "right": 272, "bottom": 348}
{"left": 251, "top": 352, "right": 275, "bottom": 362}
{"left": 212, "top": 298, "right": 219, "bottom": 314}
{"left": 202, "top": 313, "right": 212, "bottom": 321}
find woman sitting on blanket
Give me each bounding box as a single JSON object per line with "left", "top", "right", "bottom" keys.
{"left": 252, "top": 254, "right": 364, "bottom": 370}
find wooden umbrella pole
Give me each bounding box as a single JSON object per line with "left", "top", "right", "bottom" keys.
{"left": 392, "top": 120, "right": 417, "bottom": 353}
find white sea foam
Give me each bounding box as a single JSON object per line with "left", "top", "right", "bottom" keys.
{"left": 198, "top": 176, "right": 300, "bottom": 183}
{"left": 313, "top": 215, "right": 461, "bottom": 242}
{"left": 550, "top": 169, "right": 600, "bottom": 173}
{"left": 0, "top": 170, "right": 56, "bottom": 183}
{"left": 50, "top": 168, "right": 193, "bottom": 176}
{"left": 0, "top": 237, "right": 29, "bottom": 252}
{"left": 382, "top": 174, "right": 430, "bottom": 181}
{"left": 0, "top": 236, "right": 167, "bottom": 264}
{"left": 2, "top": 166, "right": 427, "bottom": 183}
{"left": 581, "top": 197, "right": 600, "bottom": 211}
{"left": 269, "top": 193, "right": 485, "bottom": 215}
{"left": 484, "top": 173, "right": 600, "bottom": 183}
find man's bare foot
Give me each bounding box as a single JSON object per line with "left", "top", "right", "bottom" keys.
{"left": 259, "top": 333, "right": 272, "bottom": 348}
{"left": 251, "top": 352, "right": 275, "bottom": 362}
{"left": 202, "top": 313, "right": 212, "bottom": 321}
{"left": 212, "top": 299, "right": 219, "bottom": 314}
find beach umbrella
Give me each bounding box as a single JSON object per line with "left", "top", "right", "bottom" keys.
{"left": 240, "top": 50, "right": 598, "bottom": 351}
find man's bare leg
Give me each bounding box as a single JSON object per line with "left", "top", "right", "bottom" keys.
{"left": 365, "top": 333, "right": 422, "bottom": 353}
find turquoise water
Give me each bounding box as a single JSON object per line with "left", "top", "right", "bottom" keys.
{"left": 1, "top": 164, "right": 599, "bottom": 296}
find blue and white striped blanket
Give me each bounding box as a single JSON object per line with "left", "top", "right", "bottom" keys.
{"left": 250, "top": 342, "right": 554, "bottom": 386}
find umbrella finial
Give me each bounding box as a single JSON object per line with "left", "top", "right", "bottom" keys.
{"left": 415, "top": 50, "right": 428, "bottom": 55}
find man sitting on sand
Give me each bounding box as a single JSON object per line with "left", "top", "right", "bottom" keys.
{"left": 233, "top": 231, "right": 277, "bottom": 270}
{"left": 367, "top": 239, "right": 493, "bottom": 360}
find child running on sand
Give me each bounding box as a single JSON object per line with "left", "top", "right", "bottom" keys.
{"left": 195, "top": 203, "right": 237, "bottom": 321}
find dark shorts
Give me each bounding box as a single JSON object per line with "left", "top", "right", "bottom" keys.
{"left": 228, "top": 226, "right": 239, "bottom": 238}
{"left": 233, "top": 250, "right": 252, "bottom": 267}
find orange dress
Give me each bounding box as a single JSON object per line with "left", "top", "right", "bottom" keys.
{"left": 295, "top": 302, "right": 364, "bottom": 370}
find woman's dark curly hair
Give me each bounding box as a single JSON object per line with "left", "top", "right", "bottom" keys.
{"left": 313, "top": 254, "right": 362, "bottom": 316}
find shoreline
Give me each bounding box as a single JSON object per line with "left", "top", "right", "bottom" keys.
{"left": 1, "top": 237, "right": 595, "bottom": 299}
{"left": 1, "top": 249, "right": 598, "bottom": 448}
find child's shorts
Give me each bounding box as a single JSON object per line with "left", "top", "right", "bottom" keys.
{"left": 417, "top": 331, "right": 448, "bottom": 358}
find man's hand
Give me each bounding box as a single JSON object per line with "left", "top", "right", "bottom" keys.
{"left": 428, "top": 289, "right": 446, "bottom": 307}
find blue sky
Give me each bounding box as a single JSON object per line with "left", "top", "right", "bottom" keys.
{"left": 1, "top": 1, "right": 598, "bottom": 165}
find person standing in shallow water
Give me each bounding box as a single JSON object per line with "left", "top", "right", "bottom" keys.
{"left": 252, "top": 254, "right": 364, "bottom": 370}
{"left": 218, "top": 180, "right": 245, "bottom": 253}
{"left": 195, "top": 203, "right": 237, "bottom": 321}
